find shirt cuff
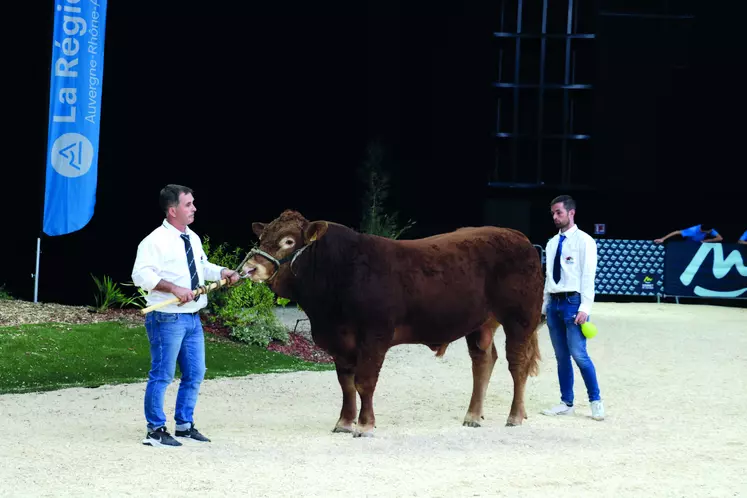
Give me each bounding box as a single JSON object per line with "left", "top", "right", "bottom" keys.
{"left": 204, "top": 263, "right": 226, "bottom": 282}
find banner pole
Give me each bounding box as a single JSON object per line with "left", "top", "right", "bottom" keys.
{"left": 35, "top": 2, "right": 54, "bottom": 305}
{"left": 34, "top": 237, "right": 41, "bottom": 303}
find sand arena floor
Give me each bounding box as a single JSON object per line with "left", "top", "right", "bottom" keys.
{"left": 1, "top": 302, "right": 745, "bottom": 497}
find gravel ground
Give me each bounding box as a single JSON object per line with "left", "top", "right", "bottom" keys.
{"left": 1, "top": 302, "right": 746, "bottom": 497}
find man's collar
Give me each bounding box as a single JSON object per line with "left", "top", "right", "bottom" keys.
{"left": 559, "top": 224, "right": 579, "bottom": 237}
{"left": 162, "top": 219, "right": 192, "bottom": 236}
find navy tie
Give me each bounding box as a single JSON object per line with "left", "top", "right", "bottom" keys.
{"left": 553, "top": 234, "right": 566, "bottom": 284}
{"left": 180, "top": 233, "right": 200, "bottom": 301}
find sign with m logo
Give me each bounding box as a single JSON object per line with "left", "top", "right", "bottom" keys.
{"left": 664, "top": 242, "right": 747, "bottom": 298}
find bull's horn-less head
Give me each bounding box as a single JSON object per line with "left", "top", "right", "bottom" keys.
{"left": 240, "top": 211, "right": 328, "bottom": 283}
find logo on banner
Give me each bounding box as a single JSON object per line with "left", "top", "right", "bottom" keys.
{"left": 51, "top": 133, "right": 94, "bottom": 177}
{"left": 642, "top": 275, "right": 654, "bottom": 291}
{"left": 679, "top": 244, "right": 747, "bottom": 298}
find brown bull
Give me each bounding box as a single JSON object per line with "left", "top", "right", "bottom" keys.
{"left": 242, "top": 210, "right": 545, "bottom": 437}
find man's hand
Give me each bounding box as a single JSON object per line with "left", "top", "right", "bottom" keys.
{"left": 172, "top": 286, "right": 195, "bottom": 304}
{"left": 574, "top": 311, "right": 588, "bottom": 325}
{"left": 653, "top": 238, "right": 664, "bottom": 244}
{"left": 221, "top": 268, "right": 240, "bottom": 285}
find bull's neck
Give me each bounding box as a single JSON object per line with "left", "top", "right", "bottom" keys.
{"left": 286, "top": 224, "right": 360, "bottom": 308}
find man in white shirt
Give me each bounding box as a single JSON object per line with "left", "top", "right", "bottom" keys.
{"left": 132, "top": 184, "right": 240, "bottom": 447}
{"left": 540, "top": 195, "right": 604, "bottom": 421}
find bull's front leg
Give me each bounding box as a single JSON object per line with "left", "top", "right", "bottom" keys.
{"left": 463, "top": 329, "right": 499, "bottom": 427}
{"left": 353, "top": 345, "right": 388, "bottom": 438}
{"left": 332, "top": 356, "right": 358, "bottom": 433}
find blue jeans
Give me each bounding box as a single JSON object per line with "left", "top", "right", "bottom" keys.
{"left": 144, "top": 311, "right": 206, "bottom": 431}
{"left": 546, "top": 293, "right": 601, "bottom": 405}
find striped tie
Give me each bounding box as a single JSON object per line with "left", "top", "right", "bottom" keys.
{"left": 180, "top": 233, "right": 200, "bottom": 301}
{"left": 553, "top": 234, "right": 566, "bottom": 284}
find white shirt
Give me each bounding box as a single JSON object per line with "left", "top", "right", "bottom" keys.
{"left": 131, "top": 219, "right": 225, "bottom": 313}
{"left": 542, "top": 224, "right": 598, "bottom": 315}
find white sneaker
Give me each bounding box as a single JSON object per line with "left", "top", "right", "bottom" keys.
{"left": 541, "top": 403, "right": 574, "bottom": 416}
{"left": 591, "top": 400, "right": 605, "bottom": 421}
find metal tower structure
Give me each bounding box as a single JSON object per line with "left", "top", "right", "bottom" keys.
{"left": 489, "top": 0, "right": 595, "bottom": 188}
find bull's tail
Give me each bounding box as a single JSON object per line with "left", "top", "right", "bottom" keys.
{"left": 525, "top": 314, "right": 545, "bottom": 377}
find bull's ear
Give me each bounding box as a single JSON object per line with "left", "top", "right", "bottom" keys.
{"left": 252, "top": 222, "right": 266, "bottom": 238}
{"left": 304, "top": 221, "right": 328, "bottom": 244}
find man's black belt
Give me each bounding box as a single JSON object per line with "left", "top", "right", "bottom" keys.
{"left": 550, "top": 291, "right": 579, "bottom": 298}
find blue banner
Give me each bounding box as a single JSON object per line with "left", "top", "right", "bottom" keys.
{"left": 594, "top": 239, "right": 665, "bottom": 296}
{"left": 43, "top": 0, "right": 107, "bottom": 236}
{"left": 664, "top": 242, "right": 747, "bottom": 298}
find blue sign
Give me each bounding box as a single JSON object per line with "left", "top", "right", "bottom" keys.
{"left": 594, "top": 239, "right": 665, "bottom": 296}
{"left": 664, "top": 242, "right": 747, "bottom": 298}
{"left": 43, "top": 0, "right": 108, "bottom": 236}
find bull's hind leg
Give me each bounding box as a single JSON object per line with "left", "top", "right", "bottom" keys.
{"left": 504, "top": 319, "right": 541, "bottom": 427}
{"left": 332, "top": 356, "right": 358, "bottom": 433}
{"left": 463, "top": 320, "right": 500, "bottom": 427}
{"left": 352, "top": 344, "right": 388, "bottom": 438}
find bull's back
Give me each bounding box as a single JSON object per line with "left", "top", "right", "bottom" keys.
{"left": 366, "top": 226, "right": 540, "bottom": 330}
{"left": 395, "top": 226, "right": 534, "bottom": 277}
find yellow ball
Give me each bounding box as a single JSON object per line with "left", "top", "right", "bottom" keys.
{"left": 581, "top": 321, "right": 598, "bottom": 339}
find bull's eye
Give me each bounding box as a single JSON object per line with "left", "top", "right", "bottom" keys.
{"left": 280, "top": 237, "right": 295, "bottom": 248}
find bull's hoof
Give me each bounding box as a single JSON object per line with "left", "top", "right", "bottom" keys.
{"left": 463, "top": 420, "right": 481, "bottom": 428}
{"left": 353, "top": 430, "right": 375, "bottom": 438}
{"left": 353, "top": 423, "right": 375, "bottom": 437}
{"left": 463, "top": 413, "right": 484, "bottom": 427}
{"left": 505, "top": 418, "right": 523, "bottom": 427}
{"left": 332, "top": 425, "right": 355, "bottom": 434}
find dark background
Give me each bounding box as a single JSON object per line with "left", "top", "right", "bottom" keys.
{"left": 5, "top": 0, "right": 743, "bottom": 306}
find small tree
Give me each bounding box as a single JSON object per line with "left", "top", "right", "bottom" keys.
{"left": 358, "top": 139, "right": 415, "bottom": 239}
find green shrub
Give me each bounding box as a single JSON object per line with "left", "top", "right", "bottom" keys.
{"left": 90, "top": 274, "right": 144, "bottom": 312}
{"left": 0, "top": 284, "right": 13, "bottom": 300}
{"left": 202, "top": 236, "right": 289, "bottom": 347}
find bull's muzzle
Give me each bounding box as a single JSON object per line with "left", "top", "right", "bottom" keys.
{"left": 238, "top": 245, "right": 311, "bottom": 280}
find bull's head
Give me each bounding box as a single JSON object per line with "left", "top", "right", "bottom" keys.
{"left": 241, "top": 210, "right": 328, "bottom": 283}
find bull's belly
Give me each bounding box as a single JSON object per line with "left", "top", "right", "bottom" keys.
{"left": 391, "top": 311, "right": 498, "bottom": 347}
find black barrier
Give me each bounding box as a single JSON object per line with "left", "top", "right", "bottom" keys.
{"left": 664, "top": 242, "right": 747, "bottom": 299}
{"left": 594, "top": 240, "right": 665, "bottom": 296}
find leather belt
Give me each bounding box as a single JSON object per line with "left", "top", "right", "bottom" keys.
{"left": 550, "top": 291, "right": 579, "bottom": 299}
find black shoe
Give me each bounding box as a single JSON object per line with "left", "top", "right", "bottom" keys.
{"left": 143, "top": 426, "right": 182, "bottom": 447}
{"left": 175, "top": 423, "right": 211, "bottom": 442}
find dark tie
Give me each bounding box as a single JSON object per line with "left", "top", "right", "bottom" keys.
{"left": 553, "top": 234, "right": 566, "bottom": 284}
{"left": 180, "top": 233, "right": 200, "bottom": 301}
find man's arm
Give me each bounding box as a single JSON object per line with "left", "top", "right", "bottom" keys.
{"left": 132, "top": 239, "right": 194, "bottom": 302}
{"left": 197, "top": 241, "right": 240, "bottom": 284}
{"left": 577, "top": 235, "right": 597, "bottom": 318}
{"left": 132, "top": 240, "right": 163, "bottom": 293}
{"left": 654, "top": 230, "right": 681, "bottom": 244}
{"left": 702, "top": 230, "right": 723, "bottom": 243}
{"left": 541, "top": 240, "right": 553, "bottom": 316}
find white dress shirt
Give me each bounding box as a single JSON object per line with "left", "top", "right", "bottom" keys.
{"left": 542, "top": 224, "right": 598, "bottom": 315}
{"left": 132, "top": 219, "right": 226, "bottom": 313}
